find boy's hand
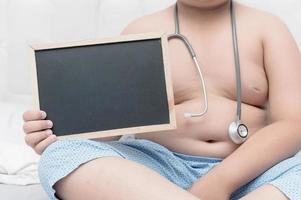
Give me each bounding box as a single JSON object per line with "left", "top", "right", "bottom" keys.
{"left": 23, "top": 110, "right": 57, "bottom": 155}
{"left": 188, "top": 174, "right": 231, "bottom": 200}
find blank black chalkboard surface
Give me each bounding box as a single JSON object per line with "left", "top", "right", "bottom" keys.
{"left": 29, "top": 33, "right": 176, "bottom": 139}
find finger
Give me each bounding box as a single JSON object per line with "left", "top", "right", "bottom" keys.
{"left": 23, "top": 110, "right": 47, "bottom": 122}
{"left": 25, "top": 129, "right": 53, "bottom": 147}
{"left": 23, "top": 120, "right": 53, "bottom": 133}
{"left": 35, "top": 135, "right": 57, "bottom": 155}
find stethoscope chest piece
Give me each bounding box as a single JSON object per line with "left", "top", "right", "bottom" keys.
{"left": 228, "top": 120, "right": 248, "bottom": 144}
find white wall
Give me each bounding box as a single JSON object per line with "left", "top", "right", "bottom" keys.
{"left": 0, "top": 0, "right": 176, "bottom": 102}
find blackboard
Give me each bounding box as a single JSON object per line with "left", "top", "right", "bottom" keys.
{"left": 30, "top": 33, "right": 176, "bottom": 139}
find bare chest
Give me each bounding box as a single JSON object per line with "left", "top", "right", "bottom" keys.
{"left": 167, "top": 26, "right": 268, "bottom": 108}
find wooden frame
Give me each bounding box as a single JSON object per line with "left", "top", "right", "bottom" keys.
{"left": 29, "top": 32, "right": 177, "bottom": 140}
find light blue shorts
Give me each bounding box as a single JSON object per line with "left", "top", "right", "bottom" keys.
{"left": 38, "top": 138, "right": 301, "bottom": 200}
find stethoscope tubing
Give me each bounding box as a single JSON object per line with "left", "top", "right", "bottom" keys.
{"left": 168, "top": 33, "right": 209, "bottom": 118}
{"left": 167, "top": 0, "right": 242, "bottom": 120}
{"left": 230, "top": 0, "right": 242, "bottom": 121}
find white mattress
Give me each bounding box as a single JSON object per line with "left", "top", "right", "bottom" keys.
{"left": 0, "top": 184, "right": 47, "bottom": 200}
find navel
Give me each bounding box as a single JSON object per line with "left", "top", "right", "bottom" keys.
{"left": 252, "top": 86, "right": 262, "bottom": 93}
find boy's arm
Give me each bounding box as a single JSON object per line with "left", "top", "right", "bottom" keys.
{"left": 190, "top": 15, "right": 301, "bottom": 197}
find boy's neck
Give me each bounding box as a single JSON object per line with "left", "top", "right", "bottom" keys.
{"left": 176, "top": 1, "right": 231, "bottom": 22}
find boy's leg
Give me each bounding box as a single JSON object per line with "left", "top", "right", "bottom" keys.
{"left": 54, "top": 157, "right": 200, "bottom": 200}
{"left": 231, "top": 155, "right": 301, "bottom": 200}
{"left": 239, "top": 184, "right": 288, "bottom": 200}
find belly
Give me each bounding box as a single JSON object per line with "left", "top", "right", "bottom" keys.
{"left": 136, "top": 94, "right": 267, "bottom": 158}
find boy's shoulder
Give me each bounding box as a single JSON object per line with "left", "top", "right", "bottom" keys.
{"left": 121, "top": 6, "right": 173, "bottom": 35}
{"left": 237, "top": 3, "right": 289, "bottom": 36}
{"left": 121, "top": 2, "right": 288, "bottom": 38}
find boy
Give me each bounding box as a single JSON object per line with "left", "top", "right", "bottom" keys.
{"left": 23, "top": 0, "right": 301, "bottom": 199}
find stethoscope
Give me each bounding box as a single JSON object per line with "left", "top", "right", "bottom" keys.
{"left": 168, "top": 0, "right": 248, "bottom": 144}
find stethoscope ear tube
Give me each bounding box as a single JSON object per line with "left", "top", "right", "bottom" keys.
{"left": 168, "top": 0, "right": 249, "bottom": 143}
{"left": 168, "top": 34, "right": 208, "bottom": 118}
{"left": 168, "top": 4, "right": 208, "bottom": 118}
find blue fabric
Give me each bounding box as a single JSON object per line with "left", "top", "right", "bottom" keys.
{"left": 38, "top": 138, "right": 301, "bottom": 200}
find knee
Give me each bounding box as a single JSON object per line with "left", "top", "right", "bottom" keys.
{"left": 38, "top": 139, "right": 122, "bottom": 199}
{"left": 38, "top": 140, "right": 94, "bottom": 188}
{"left": 54, "top": 157, "right": 127, "bottom": 200}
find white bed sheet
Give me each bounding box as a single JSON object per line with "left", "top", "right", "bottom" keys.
{"left": 0, "top": 184, "right": 47, "bottom": 200}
